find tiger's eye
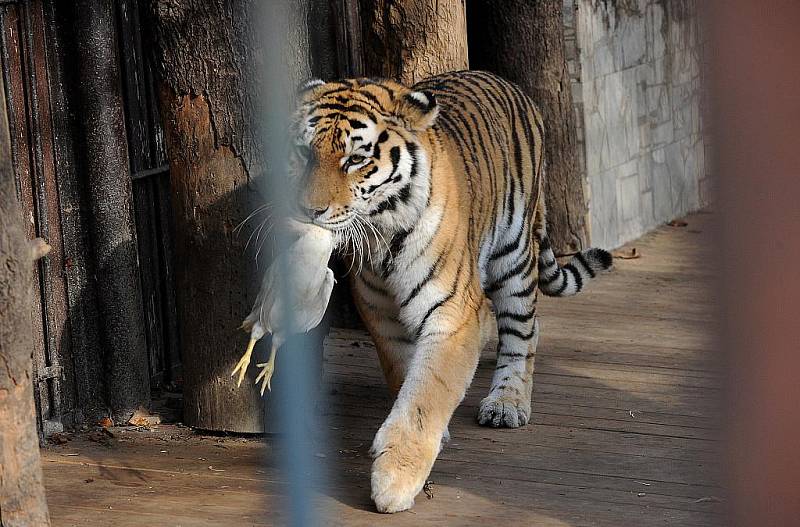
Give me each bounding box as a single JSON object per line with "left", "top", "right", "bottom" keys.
{"left": 347, "top": 154, "right": 365, "bottom": 166}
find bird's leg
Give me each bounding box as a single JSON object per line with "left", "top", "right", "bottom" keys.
{"left": 231, "top": 337, "right": 258, "bottom": 388}
{"left": 254, "top": 342, "right": 278, "bottom": 396}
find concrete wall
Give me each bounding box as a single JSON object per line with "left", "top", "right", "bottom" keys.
{"left": 563, "top": 0, "right": 710, "bottom": 248}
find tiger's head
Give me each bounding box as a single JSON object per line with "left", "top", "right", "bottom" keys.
{"left": 288, "top": 78, "right": 438, "bottom": 235}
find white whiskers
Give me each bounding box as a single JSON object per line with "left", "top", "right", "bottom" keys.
{"left": 234, "top": 202, "right": 273, "bottom": 234}
{"left": 359, "top": 214, "right": 392, "bottom": 262}
{"left": 240, "top": 204, "right": 393, "bottom": 276}
{"left": 332, "top": 213, "right": 394, "bottom": 276}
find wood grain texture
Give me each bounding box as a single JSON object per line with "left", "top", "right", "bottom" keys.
{"left": 0, "top": 51, "right": 51, "bottom": 527}
{"left": 42, "top": 212, "right": 721, "bottom": 526}
{"left": 360, "top": 0, "right": 469, "bottom": 85}
{"left": 151, "top": 0, "right": 343, "bottom": 432}
{"left": 150, "top": 0, "right": 312, "bottom": 432}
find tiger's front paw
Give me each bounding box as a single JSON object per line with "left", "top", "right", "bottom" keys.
{"left": 477, "top": 395, "right": 531, "bottom": 428}
{"left": 370, "top": 423, "right": 438, "bottom": 513}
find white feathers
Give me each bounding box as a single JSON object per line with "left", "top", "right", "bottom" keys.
{"left": 243, "top": 219, "right": 335, "bottom": 342}
{"left": 234, "top": 219, "right": 335, "bottom": 394}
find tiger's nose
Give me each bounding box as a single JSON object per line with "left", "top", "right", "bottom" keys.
{"left": 302, "top": 205, "right": 329, "bottom": 220}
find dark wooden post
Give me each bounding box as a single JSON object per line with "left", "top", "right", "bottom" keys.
{"left": 70, "top": 0, "right": 152, "bottom": 421}
{"left": 0, "top": 58, "right": 51, "bottom": 527}
{"left": 468, "top": 0, "right": 589, "bottom": 254}
{"left": 359, "top": 0, "right": 469, "bottom": 85}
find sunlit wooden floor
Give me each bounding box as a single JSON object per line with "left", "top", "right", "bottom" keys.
{"left": 42, "top": 212, "right": 724, "bottom": 526}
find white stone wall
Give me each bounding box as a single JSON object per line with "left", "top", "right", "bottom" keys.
{"left": 563, "top": 0, "right": 709, "bottom": 249}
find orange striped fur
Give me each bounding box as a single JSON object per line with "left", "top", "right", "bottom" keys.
{"left": 289, "top": 71, "right": 611, "bottom": 512}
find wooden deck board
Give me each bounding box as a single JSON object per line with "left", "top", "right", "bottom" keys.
{"left": 42, "top": 213, "right": 724, "bottom": 526}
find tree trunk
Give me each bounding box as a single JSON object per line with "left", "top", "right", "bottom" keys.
{"left": 0, "top": 59, "right": 51, "bottom": 527}
{"left": 360, "top": 0, "right": 469, "bottom": 84}
{"left": 150, "top": 0, "right": 315, "bottom": 432}
{"left": 468, "top": 0, "right": 589, "bottom": 254}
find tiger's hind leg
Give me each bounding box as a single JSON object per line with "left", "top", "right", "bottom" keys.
{"left": 479, "top": 246, "right": 540, "bottom": 428}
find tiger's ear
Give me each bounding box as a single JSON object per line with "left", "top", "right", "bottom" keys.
{"left": 394, "top": 90, "right": 438, "bottom": 131}
{"left": 297, "top": 79, "right": 326, "bottom": 97}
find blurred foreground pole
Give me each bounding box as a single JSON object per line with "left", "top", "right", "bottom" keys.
{"left": 0, "top": 61, "right": 51, "bottom": 526}
{"left": 710, "top": 2, "right": 800, "bottom": 525}
{"left": 467, "top": 0, "right": 588, "bottom": 254}
{"left": 256, "top": 3, "right": 327, "bottom": 526}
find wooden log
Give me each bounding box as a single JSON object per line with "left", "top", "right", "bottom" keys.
{"left": 0, "top": 56, "right": 51, "bottom": 527}
{"left": 150, "top": 0, "right": 263, "bottom": 432}
{"left": 150, "top": 0, "right": 323, "bottom": 432}
{"left": 360, "top": 0, "right": 469, "bottom": 85}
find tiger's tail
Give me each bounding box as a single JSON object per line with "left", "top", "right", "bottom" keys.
{"left": 536, "top": 229, "right": 613, "bottom": 297}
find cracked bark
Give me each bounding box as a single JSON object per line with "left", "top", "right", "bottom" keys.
{"left": 0, "top": 60, "right": 51, "bottom": 527}
{"left": 150, "top": 0, "right": 263, "bottom": 432}
{"left": 150, "top": 0, "right": 315, "bottom": 431}
{"left": 360, "top": 0, "right": 469, "bottom": 85}
{"left": 468, "top": 0, "right": 589, "bottom": 253}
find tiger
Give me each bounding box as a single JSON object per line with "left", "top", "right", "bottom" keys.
{"left": 288, "top": 70, "right": 612, "bottom": 513}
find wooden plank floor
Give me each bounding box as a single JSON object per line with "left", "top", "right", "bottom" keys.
{"left": 42, "top": 212, "right": 724, "bottom": 526}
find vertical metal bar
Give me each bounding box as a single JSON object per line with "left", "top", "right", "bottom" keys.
{"left": 23, "top": 0, "right": 72, "bottom": 435}
{"left": 257, "top": 3, "right": 328, "bottom": 525}
{"left": 21, "top": 0, "right": 53, "bottom": 429}
{"left": 37, "top": 0, "right": 76, "bottom": 429}
{"left": 118, "top": 0, "right": 180, "bottom": 389}
{"left": 139, "top": 0, "right": 181, "bottom": 380}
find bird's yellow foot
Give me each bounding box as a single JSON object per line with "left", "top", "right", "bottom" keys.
{"left": 231, "top": 338, "right": 257, "bottom": 388}
{"left": 254, "top": 356, "right": 276, "bottom": 396}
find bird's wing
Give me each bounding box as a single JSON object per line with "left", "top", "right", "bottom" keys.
{"left": 244, "top": 258, "right": 279, "bottom": 331}
{"left": 302, "top": 268, "right": 336, "bottom": 332}
{"left": 246, "top": 221, "right": 334, "bottom": 337}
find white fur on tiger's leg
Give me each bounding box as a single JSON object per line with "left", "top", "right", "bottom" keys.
{"left": 370, "top": 312, "right": 481, "bottom": 513}
{"left": 479, "top": 217, "right": 541, "bottom": 428}
{"left": 479, "top": 274, "right": 540, "bottom": 428}
{"left": 478, "top": 317, "right": 539, "bottom": 428}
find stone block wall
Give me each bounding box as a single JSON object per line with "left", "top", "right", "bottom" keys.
{"left": 563, "top": 0, "right": 710, "bottom": 248}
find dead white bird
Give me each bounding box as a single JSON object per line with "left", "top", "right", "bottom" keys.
{"left": 231, "top": 219, "right": 335, "bottom": 395}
